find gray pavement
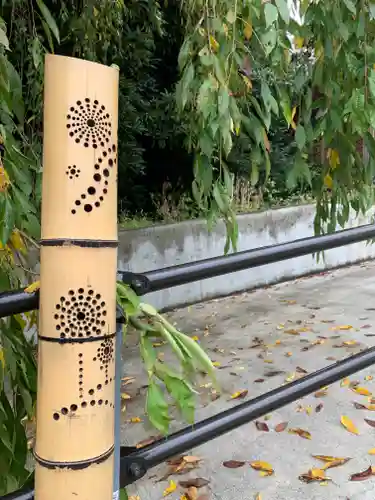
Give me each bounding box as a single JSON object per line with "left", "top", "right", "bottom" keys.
{"left": 121, "top": 261, "right": 375, "bottom": 500}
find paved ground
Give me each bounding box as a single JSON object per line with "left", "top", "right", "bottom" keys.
{"left": 121, "top": 261, "right": 375, "bottom": 500}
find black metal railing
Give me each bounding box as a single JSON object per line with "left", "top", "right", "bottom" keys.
{"left": 2, "top": 222, "right": 375, "bottom": 499}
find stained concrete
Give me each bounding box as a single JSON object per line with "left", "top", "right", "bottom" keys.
{"left": 121, "top": 261, "right": 375, "bottom": 499}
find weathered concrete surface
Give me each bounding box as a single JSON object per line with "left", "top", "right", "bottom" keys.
{"left": 121, "top": 261, "right": 375, "bottom": 500}
{"left": 118, "top": 205, "right": 375, "bottom": 310}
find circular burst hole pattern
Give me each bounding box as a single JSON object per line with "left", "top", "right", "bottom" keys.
{"left": 54, "top": 288, "right": 107, "bottom": 339}
{"left": 66, "top": 99, "right": 111, "bottom": 149}
{"left": 93, "top": 338, "right": 114, "bottom": 383}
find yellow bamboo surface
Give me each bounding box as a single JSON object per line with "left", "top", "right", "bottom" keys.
{"left": 34, "top": 54, "right": 119, "bottom": 500}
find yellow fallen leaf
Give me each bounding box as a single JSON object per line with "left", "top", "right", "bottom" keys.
{"left": 331, "top": 325, "right": 353, "bottom": 331}
{"left": 285, "top": 373, "right": 296, "bottom": 382}
{"left": 285, "top": 352, "right": 292, "bottom": 357}
{"left": 310, "top": 468, "right": 326, "bottom": 480}
{"left": 254, "top": 494, "right": 261, "bottom": 500}
{"left": 340, "top": 415, "right": 359, "bottom": 435}
{"left": 130, "top": 417, "right": 142, "bottom": 423}
{"left": 343, "top": 340, "right": 358, "bottom": 346}
{"left": 306, "top": 406, "right": 313, "bottom": 416}
{"left": 212, "top": 362, "right": 221, "bottom": 367}
{"left": 321, "top": 458, "right": 351, "bottom": 470}
{"left": 121, "top": 393, "right": 131, "bottom": 400}
{"left": 277, "top": 323, "right": 285, "bottom": 330}
{"left": 341, "top": 378, "right": 350, "bottom": 387}
{"left": 182, "top": 455, "right": 202, "bottom": 463}
{"left": 365, "top": 375, "right": 373, "bottom": 381}
{"left": 352, "top": 386, "right": 372, "bottom": 396}
{"left": 284, "top": 329, "right": 300, "bottom": 335}
{"left": 263, "top": 359, "right": 273, "bottom": 364}
{"left": 368, "top": 448, "right": 375, "bottom": 455}
{"left": 24, "top": 281, "right": 40, "bottom": 294}
{"left": 191, "top": 336, "right": 199, "bottom": 341}
{"left": 313, "top": 455, "right": 348, "bottom": 463}
{"left": 250, "top": 460, "right": 274, "bottom": 475}
{"left": 231, "top": 390, "right": 248, "bottom": 400}
{"left": 163, "top": 480, "right": 177, "bottom": 497}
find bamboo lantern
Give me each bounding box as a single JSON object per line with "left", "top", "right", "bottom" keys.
{"left": 34, "top": 55, "right": 119, "bottom": 500}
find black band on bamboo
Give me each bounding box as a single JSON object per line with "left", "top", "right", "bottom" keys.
{"left": 38, "top": 332, "right": 116, "bottom": 344}
{"left": 33, "top": 445, "right": 115, "bottom": 470}
{"left": 39, "top": 239, "right": 118, "bottom": 248}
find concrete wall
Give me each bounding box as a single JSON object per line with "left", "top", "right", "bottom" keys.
{"left": 118, "top": 204, "right": 375, "bottom": 310}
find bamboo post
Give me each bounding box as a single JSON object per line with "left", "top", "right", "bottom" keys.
{"left": 34, "top": 55, "right": 119, "bottom": 500}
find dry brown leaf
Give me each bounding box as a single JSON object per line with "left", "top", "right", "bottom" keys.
{"left": 223, "top": 460, "right": 245, "bottom": 468}
{"left": 288, "top": 428, "right": 312, "bottom": 440}
{"left": 296, "top": 366, "right": 308, "bottom": 374}
{"left": 185, "top": 487, "right": 198, "bottom": 500}
{"left": 365, "top": 375, "right": 374, "bottom": 381}
{"left": 254, "top": 378, "right": 265, "bottom": 383}
{"left": 364, "top": 418, "right": 375, "bottom": 428}
{"left": 179, "top": 478, "right": 210, "bottom": 489}
{"left": 314, "top": 389, "right": 328, "bottom": 398}
{"left": 122, "top": 376, "right": 135, "bottom": 385}
{"left": 315, "top": 403, "right": 324, "bottom": 413}
{"left": 254, "top": 494, "right": 262, "bottom": 500}
{"left": 136, "top": 435, "right": 162, "bottom": 449}
{"left": 361, "top": 324, "right": 372, "bottom": 329}
{"left": 275, "top": 422, "right": 288, "bottom": 432}
{"left": 163, "top": 480, "right": 177, "bottom": 497}
{"left": 250, "top": 461, "right": 274, "bottom": 476}
{"left": 352, "top": 386, "right": 372, "bottom": 396}
{"left": 231, "top": 390, "right": 248, "bottom": 400}
{"left": 255, "top": 421, "right": 269, "bottom": 432}
{"left": 352, "top": 402, "right": 375, "bottom": 410}
{"left": 285, "top": 352, "right": 292, "bottom": 357}
{"left": 350, "top": 466, "right": 375, "bottom": 481}
{"left": 340, "top": 415, "right": 359, "bottom": 435}
{"left": 284, "top": 329, "right": 300, "bottom": 335}
{"left": 341, "top": 378, "right": 350, "bottom": 387}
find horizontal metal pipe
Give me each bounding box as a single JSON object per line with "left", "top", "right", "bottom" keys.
{"left": 1, "top": 224, "right": 375, "bottom": 319}
{"left": 122, "top": 345, "right": 375, "bottom": 478}
{"left": 143, "top": 223, "right": 375, "bottom": 292}
{"left": 5, "top": 345, "right": 375, "bottom": 499}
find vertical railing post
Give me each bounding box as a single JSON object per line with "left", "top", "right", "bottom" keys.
{"left": 34, "top": 55, "right": 119, "bottom": 500}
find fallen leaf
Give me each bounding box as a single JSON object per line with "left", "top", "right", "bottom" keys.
{"left": 306, "top": 406, "right": 313, "bottom": 416}
{"left": 285, "top": 373, "right": 296, "bottom": 382}
{"left": 254, "top": 494, "right": 261, "bottom": 500}
{"left": 350, "top": 466, "right": 375, "bottom": 481}
{"left": 128, "top": 497, "right": 141, "bottom": 500}
{"left": 341, "top": 378, "right": 350, "bottom": 387}
{"left": 361, "top": 324, "right": 372, "bottom": 329}
{"left": 231, "top": 390, "right": 248, "bottom": 400}
{"left": 284, "top": 329, "right": 300, "bottom": 335}
{"left": 121, "top": 393, "right": 131, "bottom": 400}
{"left": 223, "top": 460, "right": 245, "bottom": 469}
{"left": 299, "top": 469, "right": 328, "bottom": 483}
{"left": 263, "top": 359, "right": 273, "bottom": 364}
{"left": 264, "top": 370, "right": 285, "bottom": 377}
{"left": 185, "top": 487, "right": 198, "bottom": 500}
{"left": 341, "top": 415, "right": 359, "bottom": 435}
{"left": 136, "top": 435, "right": 162, "bottom": 448}
{"left": 130, "top": 417, "right": 142, "bottom": 423}
{"left": 352, "top": 387, "right": 372, "bottom": 396}
{"left": 212, "top": 362, "right": 221, "bottom": 367}
{"left": 196, "top": 495, "right": 210, "bottom": 500}
{"left": 365, "top": 376, "right": 374, "bottom": 381}
{"left": 326, "top": 356, "right": 336, "bottom": 361}
{"left": 183, "top": 456, "right": 202, "bottom": 464}
{"left": 315, "top": 403, "right": 324, "bottom": 413}
{"left": 254, "top": 378, "right": 265, "bottom": 383}
{"left": 365, "top": 419, "right": 375, "bottom": 428}
{"left": 192, "top": 336, "right": 199, "bottom": 341}
{"left": 250, "top": 461, "right": 274, "bottom": 476}
{"left": 331, "top": 325, "right": 353, "bottom": 331}
{"left": 255, "top": 421, "right": 269, "bottom": 432}
{"left": 179, "top": 478, "right": 210, "bottom": 489}
{"left": 320, "top": 458, "right": 351, "bottom": 470}
{"left": 285, "top": 352, "right": 292, "bottom": 357}
{"left": 122, "top": 376, "right": 135, "bottom": 385}
{"left": 163, "top": 480, "right": 177, "bottom": 497}
{"left": 296, "top": 366, "right": 308, "bottom": 374}
{"left": 288, "top": 428, "right": 312, "bottom": 440}
{"left": 368, "top": 448, "right": 375, "bottom": 455}
{"left": 314, "top": 389, "right": 328, "bottom": 398}
{"left": 275, "top": 422, "right": 288, "bottom": 432}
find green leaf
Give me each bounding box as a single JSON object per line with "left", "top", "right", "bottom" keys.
{"left": 146, "top": 381, "right": 169, "bottom": 434}
{"left": 0, "top": 27, "right": 9, "bottom": 50}
{"left": 163, "top": 375, "right": 195, "bottom": 423}
{"left": 36, "top": 0, "right": 60, "bottom": 43}
{"left": 140, "top": 335, "right": 156, "bottom": 374}
{"left": 342, "top": 0, "right": 356, "bottom": 14}
{"left": 295, "top": 125, "right": 306, "bottom": 150}
{"left": 0, "top": 196, "right": 14, "bottom": 246}
{"left": 275, "top": 0, "right": 290, "bottom": 23}
{"left": 264, "top": 4, "right": 278, "bottom": 27}
{"left": 218, "top": 88, "right": 229, "bottom": 117}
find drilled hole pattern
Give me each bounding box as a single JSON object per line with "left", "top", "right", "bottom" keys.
{"left": 54, "top": 288, "right": 107, "bottom": 339}
{"left": 66, "top": 164, "right": 81, "bottom": 179}
{"left": 52, "top": 343, "right": 114, "bottom": 421}
{"left": 66, "top": 98, "right": 117, "bottom": 215}
{"left": 67, "top": 99, "right": 111, "bottom": 148}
